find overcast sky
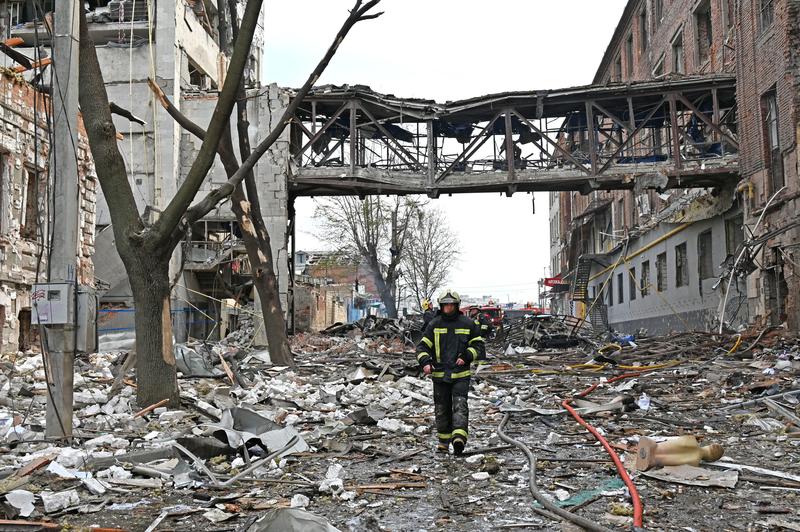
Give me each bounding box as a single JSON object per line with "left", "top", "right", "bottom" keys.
{"left": 264, "top": 0, "right": 626, "bottom": 304}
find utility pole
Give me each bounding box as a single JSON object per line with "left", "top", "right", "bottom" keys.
{"left": 44, "top": 0, "right": 81, "bottom": 439}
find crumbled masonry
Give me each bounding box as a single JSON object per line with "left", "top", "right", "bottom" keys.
{"left": 1, "top": 326, "right": 799, "bottom": 530}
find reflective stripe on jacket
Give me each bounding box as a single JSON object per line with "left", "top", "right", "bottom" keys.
{"left": 416, "top": 311, "right": 485, "bottom": 382}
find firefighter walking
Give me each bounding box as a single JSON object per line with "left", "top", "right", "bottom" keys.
{"left": 416, "top": 289, "right": 485, "bottom": 455}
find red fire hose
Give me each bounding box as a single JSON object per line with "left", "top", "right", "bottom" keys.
{"left": 562, "top": 372, "right": 645, "bottom": 528}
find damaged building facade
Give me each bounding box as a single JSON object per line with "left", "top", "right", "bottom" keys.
{"left": 550, "top": 0, "right": 800, "bottom": 334}
{"left": 1, "top": 1, "right": 290, "bottom": 346}
{"left": 0, "top": 72, "right": 96, "bottom": 352}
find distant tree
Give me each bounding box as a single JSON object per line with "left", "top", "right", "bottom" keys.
{"left": 404, "top": 207, "right": 460, "bottom": 309}
{"left": 314, "top": 196, "right": 422, "bottom": 317}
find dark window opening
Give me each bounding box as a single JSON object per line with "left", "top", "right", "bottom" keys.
{"left": 654, "top": 0, "right": 664, "bottom": 24}
{"left": 613, "top": 55, "right": 622, "bottom": 82}
{"left": 759, "top": 0, "right": 774, "bottom": 33}
{"left": 625, "top": 35, "right": 634, "bottom": 78}
{"left": 641, "top": 261, "right": 650, "bottom": 296}
{"left": 21, "top": 168, "right": 39, "bottom": 240}
{"left": 614, "top": 197, "right": 624, "bottom": 233}
{"left": 189, "top": 0, "right": 220, "bottom": 41}
{"left": 676, "top": 242, "right": 688, "bottom": 287}
{"left": 672, "top": 31, "right": 685, "bottom": 74}
{"left": 698, "top": 229, "right": 714, "bottom": 280}
{"left": 725, "top": 215, "right": 744, "bottom": 256}
{"left": 639, "top": 9, "right": 648, "bottom": 53}
{"left": 723, "top": 0, "right": 735, "bottom": 34}
{"left": 694, "top": 0, "right": 712, "bottom": 66}
{"left": 187, "top": 59, "right": 215, "bottom": 91}
{"left": 617, "top": 273, "right": 624, "bottom": 304}
{"left": 608, "top": 275, "right": 614, "bottom": 306}
{"left": 656, "top": 252, "right": 667, "bottom": 292}
{"left": 6, "top": 0, "right": 54, "bottom": 26}
{"left": 629, "top": 267, "right": 637, "bottom": 301}
{"left": 761, "top": 90, "right": 784, "bottom": 192}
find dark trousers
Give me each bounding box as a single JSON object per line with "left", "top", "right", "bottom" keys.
{"left": 433, "top": 379, "right": 469, "bottom": 443}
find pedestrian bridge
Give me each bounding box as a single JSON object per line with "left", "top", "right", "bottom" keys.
{"left": 287, "top": 74, "right": 738, "bottom": 197}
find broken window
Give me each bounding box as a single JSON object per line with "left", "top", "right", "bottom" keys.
{"left": 608, "top": 275, "right": 614, "bottom": 306}
{"left": 5, "top": 0, "right": 53, "bottom": 27}
{"left": 20, "top": 168, "right": 39, "bottom": 240}
{"left": 725, "top": 215, "right": 744, "bottom": 256}
{"left": 187, "top": 0, "right": 220, "bottom": 41}
{"left": 759, "top": 0, "right": 774, "bottom": 33}
{"left": 613, "top": 55, "right": 622, "bottom": 82}
{"left": 625, "top": 35, "right": 634, "bottom": 78}
{"left": 761, "top": 90, "right": 784, "bottom": 192}
{"left": 617, "top": 272, "right": 624, "bottom": 304}
{"left": 672, "top": 31, "right": 685, "bottom": 74}
{"left": 613, "top": 197, "right": 624, "bottom": 233}
{"left": 629, "top": 266, "right": 637, "bottom": 301}
{"left": 656, "top": 252, "right": 667, "bottom": 292}
{"left": 187, "top": 58, "right": 214, "bottom": 91}
{"left": 641, "top": 260, "right": 650, "bottom": 296}
{"left": 722, "top": 0, "right": 735, "bottom": 36}
{"left": 694, "top": 0, "right": 712, "bottom": 66}
{"left": 639, "top": 9, "right": 648, "bottom": 53}
{"left": 675, "top": 242, "right": 688, "bottom": 287}
{"left": 653, "top": 54, "right": 665, "bottom": 77}
{"left": 698, "top": 229, "right": 714, "bottom": 280}
{"left": 654, "top": 0, "right": 664, "bottom": 24}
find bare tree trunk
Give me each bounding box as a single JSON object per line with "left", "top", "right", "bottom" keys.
{"left": 127, "top": 255, "right": 180, "bottom": 406}
{"left": 368, "top": 257, "right": 398, "bottom": 317}
{"left": 225, "top": 0, "right": 293, "bottom": 365}
{"left": 229, "top": 187, "right": 293, "bottom": 365}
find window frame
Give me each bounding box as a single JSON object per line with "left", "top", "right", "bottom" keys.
{"left": 671, "top": 30, "right": 685, "bottom": 74}
{"left": 697, "top": 229, "right": 714, "bottom": 280}
{"left": 656, "top": 252, "right": 667, "bottom": 292}
{"left": 625, "top": 34, "right": 634, "bottom": 78}
{"left": 639, "top": 8, "right": 648, "bottom": 54}
{"left": 761, "top": 89, "right": 784, "bottom": 192}
{"left": 759, "top": 0, "right": 775, "bottom": 33}
{"left": 675, "top": 242, "right": 689, "bottom": 287}
{"left": 641, "top": 260, "right": 650, "bottom": 296}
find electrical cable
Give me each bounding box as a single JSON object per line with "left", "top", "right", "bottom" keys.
{"left": 561, "top": 372, "right": 645, "bottom": 528}
{"left": 496, "top": 413, "right": 615, "bottom": 532}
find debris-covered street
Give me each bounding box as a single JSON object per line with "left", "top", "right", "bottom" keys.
{"left": 1, "top": 0, "right": 799, "bottom": 529}
{"left": 2, "top": 322, "right": 800, "bottom": 531}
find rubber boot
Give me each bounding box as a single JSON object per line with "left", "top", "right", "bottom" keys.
{"left": 452, "top": 437, "right": 465, "bottom": 456}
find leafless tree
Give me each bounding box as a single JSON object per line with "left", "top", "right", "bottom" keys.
{"left": 403, "top": 207, "right": 460, "bottom": 309}
{"left": 79, "top": 0, "right": 383, "bottom": 406}
{"left": 314, "top": 196, "right": 421, "bottom": 317}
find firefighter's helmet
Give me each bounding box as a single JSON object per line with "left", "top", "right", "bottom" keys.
{"left": 437, "top": 288, "right": 461, "bottom": 306}
{"left": 421, "top": 299, "right": 432, "bottom": 311}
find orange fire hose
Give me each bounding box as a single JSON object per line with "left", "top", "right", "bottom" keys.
{"left": 562, "top": 372, "right": 645, "bottom": 528}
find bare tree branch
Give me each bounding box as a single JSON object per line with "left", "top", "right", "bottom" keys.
{"left": 180, "top": 0, "right": 383, "bottom": 229}
{"left": 152, "top": 0, "right": 265, "bottom": 243}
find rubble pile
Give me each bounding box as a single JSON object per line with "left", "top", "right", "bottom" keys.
{"left": 321, "top": 315, "right": 420, "bottom": 344}
{"left": 221, "top": 304, "right": 258, "bottom": 348}
{"left": 0, "top": 327, "right": 798, "bottom": 530}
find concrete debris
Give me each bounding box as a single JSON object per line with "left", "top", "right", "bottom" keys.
{"left": 5, "top": 489, "right": 35, "bottom": 517}
{"left": 0, "top": 328, "right": 797, "bottom": 529}
{"left": 40, "top": 489, "right": 80, "bottom": 513}
{"left": 247, "top": 508, "right": 342, "bottom": 532}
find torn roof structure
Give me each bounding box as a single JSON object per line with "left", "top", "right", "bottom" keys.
{"left": 289, "top": 74, "right": 739, "bottom": 197}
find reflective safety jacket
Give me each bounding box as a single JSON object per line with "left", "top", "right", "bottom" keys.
{"left": 416, "top": 311, "right": 486, "bottom": 382}
{"left": 476, "top": 313, "right": 493, "bottom": 337}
